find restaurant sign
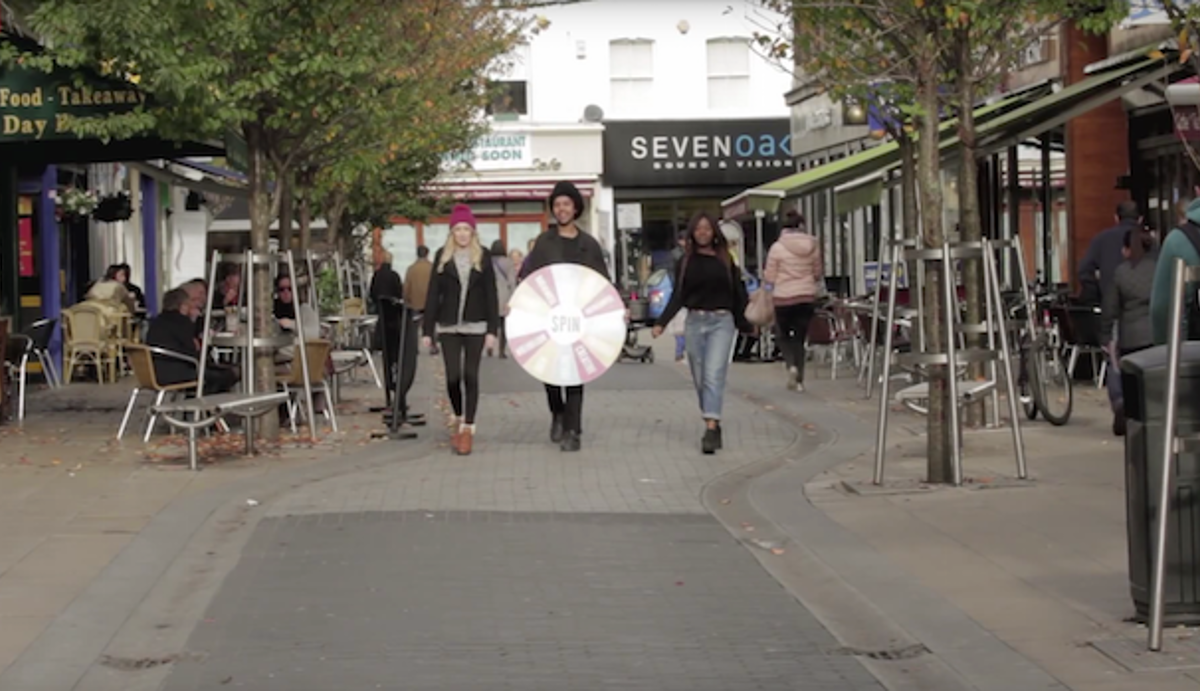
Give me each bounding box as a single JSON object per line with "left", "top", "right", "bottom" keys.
{"left": 0, "top": 61, "right": 147, "bottom": 141}
{"left": 443, "top": 132, "right": 532, "bottom": 171}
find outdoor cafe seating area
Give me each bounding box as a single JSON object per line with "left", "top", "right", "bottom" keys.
{"left": 0, "top": 253, "right": 382, "bottom": 470}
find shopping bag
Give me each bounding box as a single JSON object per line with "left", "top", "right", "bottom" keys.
{"left": 744, "top": 287, "right": 774, "bottom": 327}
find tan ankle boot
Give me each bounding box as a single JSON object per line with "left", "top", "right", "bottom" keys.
{"left": 456, "top": 427, "right": 473, "bottom": 455}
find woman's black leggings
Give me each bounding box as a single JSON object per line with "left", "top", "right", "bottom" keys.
{"left": 439, "top": 333, "right": 486, "bottom": 424}
{"left": 774, "top": 302, "right": 816, "bottom": 379}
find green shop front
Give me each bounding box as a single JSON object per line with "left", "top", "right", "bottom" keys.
{"left": 0, "top": 34, "right": 219, "bottom": 371}
{"left": 723, "top": 56, "right": 1179, "bottom": 296}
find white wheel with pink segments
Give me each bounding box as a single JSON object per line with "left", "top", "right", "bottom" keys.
{"left": 505, "top": 264, "right": 626, "bottom": 386}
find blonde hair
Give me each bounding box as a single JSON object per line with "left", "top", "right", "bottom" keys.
{"left": 437, "top": 224, "right": 485, "bottom": 273}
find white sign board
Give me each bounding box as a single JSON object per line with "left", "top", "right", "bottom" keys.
{"left": 506, "top": 265, "right": 626, "bottom": 386}
{"left": 444, "top": 132, "right": 532, "bottom": 171}
{"left": 616, "top": 203, "right": 643, "bottom": 230}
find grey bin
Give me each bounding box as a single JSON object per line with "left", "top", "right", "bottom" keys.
{"left": 1122, "top": 342, "right": 1200, "bottom": 625}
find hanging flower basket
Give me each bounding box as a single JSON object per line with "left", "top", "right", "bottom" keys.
{"left": 92, "top": 192, "right": 133, "bottom": 222}
{"left": 57, "top": 187, "right": 98, "bottom": 219}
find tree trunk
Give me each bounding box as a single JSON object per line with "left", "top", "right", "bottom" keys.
{"left": 916, "top": 57, "right": 952, "bottom": 484}
{"left": 957, "top": 35, "right": 986, "bottom": 428}
{"left": 325, "top": 207, "right": 345, "bottom": 257}
{"left": 298, "top": 169, "right": 315, "bottom": 253}
{"left": 900, "top": 134, "right": 919, "bottom": 242}
{"left": 278, "top": 172, "right": 294, "bottom": 254}
{"left": 244, "top": 122, "right": 279, "bottom": 441}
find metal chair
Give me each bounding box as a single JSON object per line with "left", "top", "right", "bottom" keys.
{"left": 117, "top": 344, "right": 199, "bottom": 442}
{"left": 1056, "top": 304, "right": 1107, "bottom": 388}
{"left": 4, "top": 318, "right": 61, "bottom": 423}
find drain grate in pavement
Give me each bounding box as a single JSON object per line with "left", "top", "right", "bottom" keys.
{"left": 99, "top": 653, "right": 204, "bottom": 671}
{"left": 830, "top": 644, "right": 930, "bottom": 661}
{"left": 1091, "top": 635, "right": 1200, "bottom": 672}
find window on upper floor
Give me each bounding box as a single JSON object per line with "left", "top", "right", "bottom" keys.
{"left": 609, "top": 39, "right": 654, "bottom": 114}
{"left": 486, "top": 80, "right": 528, "bottom": 120}
{"left": 486, "top": 42, "right": 530, "bottom": 121}
{"left": 707, "top": 37, "right": 750, "bottom": 109}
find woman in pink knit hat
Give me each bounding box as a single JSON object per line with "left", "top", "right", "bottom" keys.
{"left": 421, "top": 203, "right": 501, "bottom": 455}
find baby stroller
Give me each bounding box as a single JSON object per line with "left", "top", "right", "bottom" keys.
{"left": 619, "top": 269, "right": 670, "bottom": 363}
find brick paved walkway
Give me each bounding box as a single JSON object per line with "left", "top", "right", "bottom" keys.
{"left": 0, "top": 370, "right": 394, "bottom": 684}
{"left": 154, "top": 356, "right": 885, "bottom": 691}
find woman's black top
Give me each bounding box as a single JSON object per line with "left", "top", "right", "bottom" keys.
{"left": 656, "top": 252, "right": 750, "bottom": 330}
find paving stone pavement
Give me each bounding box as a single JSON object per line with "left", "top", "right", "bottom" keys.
{"left": 148, "top": 356, "right": 886, "bottom": 691}
{"left": 266, "top": 357, "right": 798, "bottom": 517}
{"left": 162, "top": 511, "right": 885, "bottom": 691}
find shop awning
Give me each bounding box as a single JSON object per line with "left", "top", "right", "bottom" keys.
{"left": 0, "top": 33, "right": 223, "bottom": 164}
{"left": 721, "top": 90, "right": 1038, "bottom": 219}
{"left": 970, "top": 57, "right": 1178, "bottom": 154}
{"left": 722, "top": 55, "right": 1176, "bottom": 218}
{"left": 426, "top": 177, "right": 598, "bottom": 201}
{"left": 130, "top": 160, "right": 247, "bottom": 198}
{"left": 834, "top": 173, "right": 885, "bottom": 214}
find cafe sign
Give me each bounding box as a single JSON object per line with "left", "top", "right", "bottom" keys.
{"left": 443, "top": 132, "right": 532, "bottom": 172}
{"left": 0, "top": 61, "right": 147, "bottom": 141}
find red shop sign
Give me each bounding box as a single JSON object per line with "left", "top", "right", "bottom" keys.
{"left": 1174, "top": 105, "right": 1200, "bottom": 142}
{"left": 17, "top": 217, "right": 34, "bottom": 277}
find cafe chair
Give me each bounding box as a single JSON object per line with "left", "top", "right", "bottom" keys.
{"left": 117, "top": 344, "right": 199, "bottom": 442}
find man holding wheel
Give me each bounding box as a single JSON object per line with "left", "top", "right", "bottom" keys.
{"left": 518, "top": 181, "right": 610, "bottom": 452}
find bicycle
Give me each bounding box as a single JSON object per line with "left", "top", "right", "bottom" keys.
{"left": 1002, "top": 284, "right": 1073, "bottom": 426}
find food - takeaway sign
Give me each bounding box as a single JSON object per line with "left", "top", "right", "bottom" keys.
{"left": 0, "top": 61, "right": 147, "bottom": 141}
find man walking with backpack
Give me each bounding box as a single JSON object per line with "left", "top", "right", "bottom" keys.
{"left": 1151, "top": 196, "right": 1200, "bottom": 344}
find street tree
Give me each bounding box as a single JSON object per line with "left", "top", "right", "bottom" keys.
{"left": 8, "top": 0, "right": 526, "bottom": 440}
{"left": 751, "top": 0, "right": 957, "bottom": 481}
{"left": 751, "top": 0, "right": 1126, "bottom": 482}
{"left": 938, "top": 1, "right": 1124, "bottom": 426}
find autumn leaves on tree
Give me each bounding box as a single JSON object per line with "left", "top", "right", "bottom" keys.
{"left": 7, "top": 0, "right": 535, "bottom": 440}
{"left": 750, "top": 0, "right": 1124, "bottom": 482}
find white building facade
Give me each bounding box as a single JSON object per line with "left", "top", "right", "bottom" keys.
{"left": 382, "top": 0, "right": 795, "bottom": 281}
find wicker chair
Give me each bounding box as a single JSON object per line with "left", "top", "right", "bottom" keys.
{"left": 279, "top": 339, "right": 336, "bottom": 434}
{"left": 62, "top": 304, "right": 111, "bottom": 384}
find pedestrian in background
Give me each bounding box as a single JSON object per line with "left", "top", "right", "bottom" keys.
{"left": 1101, "top": 225, "right": 1157, "bottom": 436}
{"left": 490, "top": 239, "right": 515, "bottom": 358}
{"left": 422, "top": 204, "right": 500, "bottom": 456}
{"left": 1151, "top": 197, "right": 1200, "bottom": 344}
{"left": 764, "top": 211, "right": 823, "bottom": 392}
{"left": 667, "top": 231, "right": 689, "bottom": 362}
{"left": 519, "top": 181, "right": 609, "bottom": 452}
{"left": 509, "top": 248, "right": 525, "bottom": 281}
{"left": 652, "top": 211, "right": 750, "bottom": 454}
{"left": 405, "top": 245, "right": 436, "bottom": 355}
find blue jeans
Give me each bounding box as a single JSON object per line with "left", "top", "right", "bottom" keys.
{"left": 674, "top": 335, "right": 686, "bottom": 359}
{"left": 685, "top": 310, "right": 737, "bottom": 420}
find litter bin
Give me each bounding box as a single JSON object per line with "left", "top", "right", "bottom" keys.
{"left": 1122, "top": 343, "right": 1200, "bottom": 624}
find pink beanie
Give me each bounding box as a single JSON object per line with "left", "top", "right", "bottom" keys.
{"left": 448, "top": 204, "right": 476, "bottom": 230}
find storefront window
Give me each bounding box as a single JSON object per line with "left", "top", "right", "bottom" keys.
{"left": 423, "top": 223, "right": 449, "bottom": 254}
{"left": 506, "top": 201, "right": 544, "bottom": 214}
{"left": 477, "top": 222, "right": 502, "bottom": 251}
{"left": 381, "top": 223, "right": 417, "bottom": 271}
{"left": 507, "top": 221, "right": 543, "bottom": 258}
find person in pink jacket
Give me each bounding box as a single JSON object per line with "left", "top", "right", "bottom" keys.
{"left": 763, "top": 211, "right": 823, "bottom": 391}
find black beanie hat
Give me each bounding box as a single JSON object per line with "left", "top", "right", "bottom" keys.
{"left": 549, "top": 181, "right": 584, "bottom": 220}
